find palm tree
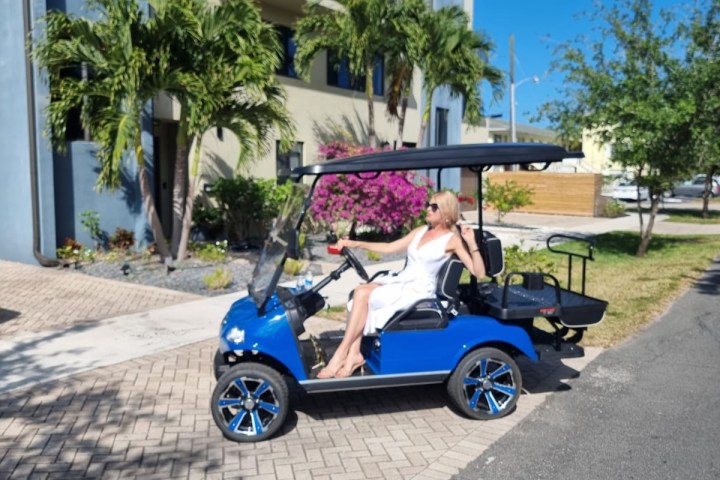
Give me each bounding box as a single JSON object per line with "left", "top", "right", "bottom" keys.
{"left": 155, "top": 0, "right": 294, "bottom": 260}
{"left": 295, "top": 0, "right": 402, "bottom": 149}
{"left": 34, "top": 0, "right": 294, "bottom": 261}
{"left": 384, "top": 0, "right": 428, "bottom": 145}
{"left": 415, "top": 6, "right": 504, "bottom": 147}
{"left": 34, "top": 0, "right": 173, "bottom": 258}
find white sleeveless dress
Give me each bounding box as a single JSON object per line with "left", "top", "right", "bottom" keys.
{"left": 362, "top": 226, "right": 453, "bottom": 335}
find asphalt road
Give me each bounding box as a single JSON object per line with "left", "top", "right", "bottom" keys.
{"left": 454, "top": 257, "right": 720, "bottom": 480}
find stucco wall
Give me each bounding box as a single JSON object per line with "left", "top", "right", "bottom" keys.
{"left": 0, "top": 0, "right": 37, "bottom": 263}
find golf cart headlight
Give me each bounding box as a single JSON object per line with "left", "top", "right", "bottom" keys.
{"left": 226, "top": 327, "right": 245, "bottom": 344}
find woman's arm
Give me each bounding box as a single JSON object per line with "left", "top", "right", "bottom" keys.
{"left": 336, "top": 227, "right": 422, "bottom": 255}
{"left": 450, "top": 227, "right": 486, "bottom": 279}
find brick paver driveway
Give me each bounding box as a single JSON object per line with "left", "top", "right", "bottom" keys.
{"left": 0, "top": 261, "right": 200, "bottom": 338}
{"left": 0, "top": 259, "right": 599, "bottom": 479}
{"left": 0, "top": 337, "right": 595, "bottom": 479}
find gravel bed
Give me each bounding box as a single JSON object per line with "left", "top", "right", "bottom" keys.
{"left": 77, "top": 235, "right": 407, "bottom": 297}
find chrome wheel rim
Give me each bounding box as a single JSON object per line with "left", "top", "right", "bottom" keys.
{"left": 216, "top": 375, "right": 281, "bottom": 437}
{"left": 462, "top": 357, "right": 517, "bottom": 415}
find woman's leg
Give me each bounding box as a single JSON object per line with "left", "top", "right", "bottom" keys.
{"left": 317, "top": 283, "right": 378, "bottom": 378}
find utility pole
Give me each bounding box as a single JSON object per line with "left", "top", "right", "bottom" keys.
{"left": 509, "top": 33, "right": 516, "bottom": 143}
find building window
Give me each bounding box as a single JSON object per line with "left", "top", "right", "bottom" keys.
{"left": 435, "top": 108, "right": 449, "bottom": 146}
{"left": 327, "top": 53, "right": 384, "bottom": 95}
{"left": 277, "top": 141, "right": 303, "bottom": 183}
{"left": 275, "top": 25, "right": 298, "bottom": 78}
{"left": 58, "top": 64, "right": 91, "bottom": 141}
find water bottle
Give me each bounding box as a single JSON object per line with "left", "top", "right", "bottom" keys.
{"left": 304, "top": 271, "right": 313, "bottom": 292}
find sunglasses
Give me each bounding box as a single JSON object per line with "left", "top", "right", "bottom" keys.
{"left": 425, "top": 202, "right": 439, "bottom": 212}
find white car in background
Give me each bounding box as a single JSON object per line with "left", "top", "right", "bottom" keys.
{"left": 610, "top": 179, "right": 650, "bottom": 202}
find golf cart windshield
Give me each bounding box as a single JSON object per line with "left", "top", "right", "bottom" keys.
{"left": 248, "top": 183, "right": 308, "bottom": 308}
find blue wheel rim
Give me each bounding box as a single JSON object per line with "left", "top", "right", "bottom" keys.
{"left": 462, "top": 357, "right": 517, "bottom": 415}
{"left": 216, "top": 375, "right": 281, "bottom": 437}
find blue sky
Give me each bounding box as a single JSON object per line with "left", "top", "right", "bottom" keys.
{"left": 472, "top": 0, "right": 677, "bottom": 128}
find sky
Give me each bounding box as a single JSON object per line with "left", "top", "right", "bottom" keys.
{"left": 472, "top": 0, "right": 677, "bottom": 129}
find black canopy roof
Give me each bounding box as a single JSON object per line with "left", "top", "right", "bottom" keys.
{"left": 292, "top": 143, "right": 583, "bottom": 177}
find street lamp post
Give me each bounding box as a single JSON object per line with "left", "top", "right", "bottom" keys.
{"left": 510, "top": 75, "right": 539, "bottom": 143}
{"left": 508, "top": 33, "right": 539, "bottom": 143}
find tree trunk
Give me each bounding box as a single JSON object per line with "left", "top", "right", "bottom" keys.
{"left": 176, "top": 180, "right": 196, "bottom": 262}
{"left": 135, "top": 133, "right": 170, "bottom": 259}
{"left": 636, "top": 192, "right": 661, "bottom": 257}
{"left": 176, "top": 140, "right": 202, "bottom": 262}
{"left": 701, "top": 166, "right": 717, "bottom": 219}
{"left": 366, "top": 67, "right": 376, "bottom": 149}
{"left": 171, "top": 114, "right": 189, "bottom": 258}
{"left": 416, "top": 93, "right": 432, "bottom": 148}
{"left": 397, "top": 95, "right": 408, "bottom": 147}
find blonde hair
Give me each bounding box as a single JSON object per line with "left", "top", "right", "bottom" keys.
{"left": 431, "top": 191, "right": 460, "bottom": 231}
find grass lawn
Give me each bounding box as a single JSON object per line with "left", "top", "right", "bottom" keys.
{"left": 627, "top": 202, "right": 720, "bottom": 224}
{"left": 316, "top": 231, "right": 720, "bottom": 348}
{"left": 543, "top": 232, "right": 720, "bottom": 347}
{"left": 662, "top": 208, "right": 720, "bottom": 224}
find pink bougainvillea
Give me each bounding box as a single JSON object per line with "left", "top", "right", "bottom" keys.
{"left": 311, "top": 142, "right": 431, "bottom": 235}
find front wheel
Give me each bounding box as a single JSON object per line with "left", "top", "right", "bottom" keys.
{"left": 447, "top": 347, "right": 521, "bottom": 420}
{"left": 211, "top": 363, "right": 289, "bottom": 442}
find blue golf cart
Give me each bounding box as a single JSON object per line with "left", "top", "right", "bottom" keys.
{"left": 210, "top": 144, "right": 608, "bottom": 442}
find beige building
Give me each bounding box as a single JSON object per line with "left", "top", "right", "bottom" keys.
{"left": 153, "top": 0, "right": 422, "bottom": 211}
{"left": 151, "top": 0, "right": 561, "bottom": 226}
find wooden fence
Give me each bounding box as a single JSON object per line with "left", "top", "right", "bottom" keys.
{"left": 462, "top": 171, "right": 606, "bottom": 217}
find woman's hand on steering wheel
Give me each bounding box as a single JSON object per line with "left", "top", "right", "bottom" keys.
{"left": 337, "top": 245, "right": 369, "bottom": 281}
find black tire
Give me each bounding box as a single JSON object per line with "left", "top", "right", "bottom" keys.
{"left": 447, "top": 347, "right": 522, "bottom": 420}
{"left": 211, "top": 363, "right": 289, "bottom": 442}
{"left": 213, "top": 349, "right": 229, "bottom": 381}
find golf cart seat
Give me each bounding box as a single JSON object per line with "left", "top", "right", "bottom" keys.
{"left": 477, "top": 229, "right": 504, "bottom": 280}
{"left": 381, "top": 256, "right": 465, "bottom": 332}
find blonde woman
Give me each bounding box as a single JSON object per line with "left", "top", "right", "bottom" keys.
{"left": 318, "top": 191, "right": 486, "bottom": 379}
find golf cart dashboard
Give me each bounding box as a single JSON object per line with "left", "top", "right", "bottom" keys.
{"left": 277, "top": 287, "right": 325, "bottom": 337}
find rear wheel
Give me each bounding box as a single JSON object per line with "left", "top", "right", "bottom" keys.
{"left": 447, "top": 347, "right": 521, "bottom": 420}
{"left": 211, "top": 363, "right": 289, "bottom": 442}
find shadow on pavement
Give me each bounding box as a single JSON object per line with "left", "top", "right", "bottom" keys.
{"left": 291, "top": 353, "right": 581, "bottom": 427}
{"left": 0, "top": 321, "right": 101, "bottom": 393}
{"left": 0, "top": 308, "right": 20, "bottom": 323}
{"left": 0, "top": 364, "right": 221, "bottom": 478}
{"left": 694, "top": 257, "right": 720, "bottom": 296}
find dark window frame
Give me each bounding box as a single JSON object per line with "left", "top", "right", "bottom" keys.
{"left": 326, "top": 53, "right": 384, "bottom": 95}
{"left": 276, "top": 141, "right": 304, "bottom": 184}
{"left": 435, "top": 107, "right": 449, "bottom": 146}
{"left": 274, "top": 24, "right": 298, "bottom": 78}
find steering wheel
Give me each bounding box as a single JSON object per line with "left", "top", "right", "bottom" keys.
{"left": 341, "top": 247, "right": 369, "bottom": 281}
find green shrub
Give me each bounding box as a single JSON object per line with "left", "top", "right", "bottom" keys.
{"left": 203, "top": 267, "right": 233, "bottom": 290}
{"left": 483, "top": 178, "right": 534, "bottom": 223}
{"left": 193, "top": 204, "right": 224, "bottom": 238}
{"left": 603, "top": 199, "right": 625, "bottom": 218}
{"left": 499, "top": 242, "right": 557, "bottom": 285}
{"left": 366, "top": 251, "right": 381, "bottom": 262}
{"left": 56, "top": 237, "right": 83, "bottom": 261}
{"left": 80, "top": 210, "right": 104, "bottom": 248}
{"left": 283, "top": 258, "right": 306, "bottom": 276}
{"left": 209, "top": 177, "right": 293, "bottom": 244}
{"left": 192, "top": 240, "right": 228, "bottom": 262}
